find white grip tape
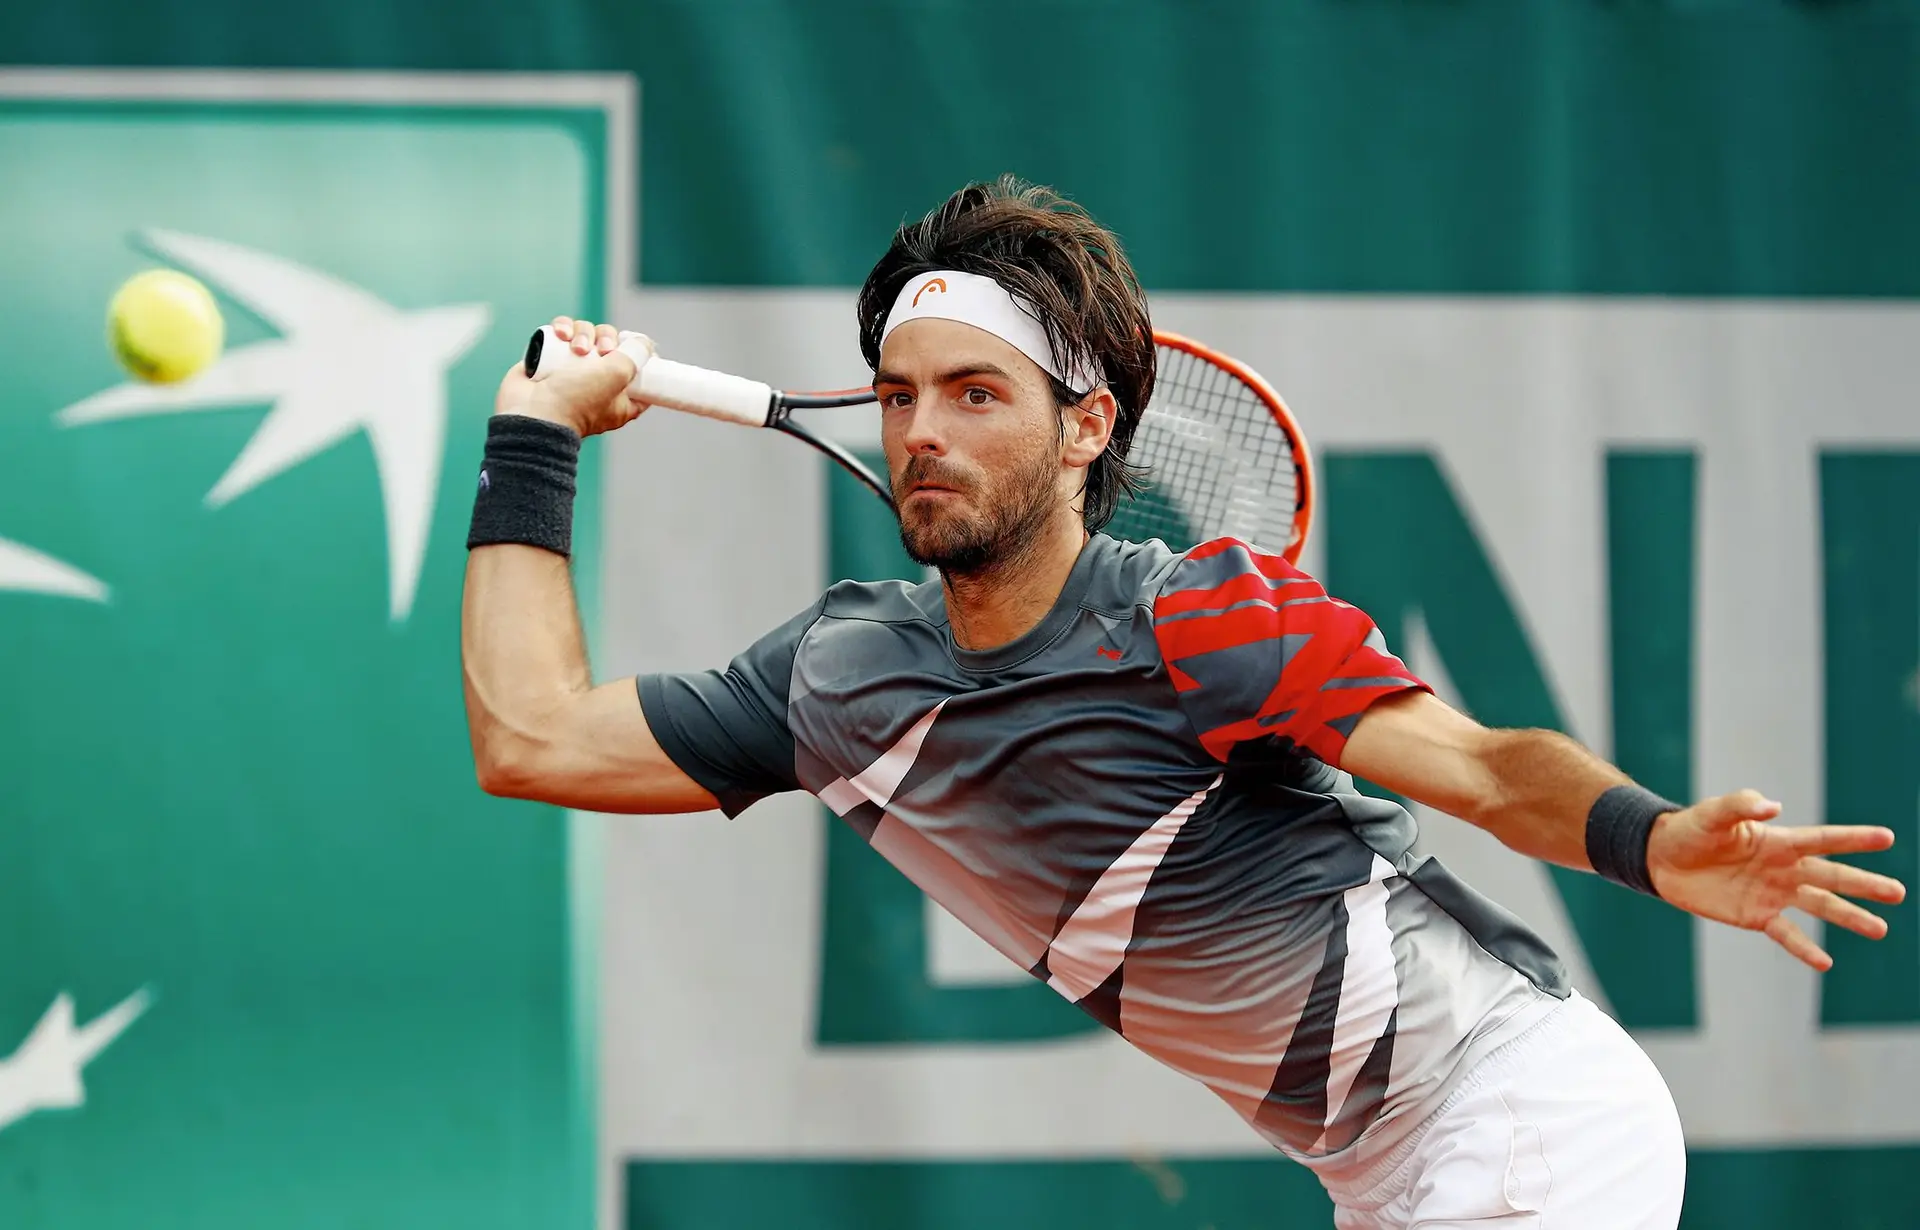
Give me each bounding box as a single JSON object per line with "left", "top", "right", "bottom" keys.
{"left": 631, "top": 355, "right": 774, "bottom": 428}
{"left": 530, "top": 326, "right": 773, "bottom": 428}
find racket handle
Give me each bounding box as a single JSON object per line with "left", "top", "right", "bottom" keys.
{"left": 523, "top": 325, "right": 774, "bottom": 428}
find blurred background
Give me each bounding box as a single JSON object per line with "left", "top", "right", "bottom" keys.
{"left": 2, "top": 2, "right": 1917, "bottom": 1228}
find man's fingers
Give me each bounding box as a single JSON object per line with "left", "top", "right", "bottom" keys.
{"left": 1783, "top": 824, "right": 1897, "bottom": 858}
{"left": 1796, "top": 885, "right": 1891, "bottom": 941}
{"left": 1763, "top": 914, "right": 1832, "bottom": 971}
{"left": 1801, "top": 857, "right": 1907, "bottom": 905}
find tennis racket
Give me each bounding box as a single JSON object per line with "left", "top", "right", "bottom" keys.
{"left": 523, "top": 324, "right": 1315, "bottom": 561}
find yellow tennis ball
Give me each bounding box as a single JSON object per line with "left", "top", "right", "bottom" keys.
{"left": 107, "top": 268, "right": 225, "bottom": 384}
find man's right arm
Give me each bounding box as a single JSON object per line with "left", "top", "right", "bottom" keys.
{"left": 463, "top": 317, "right": 817, "bottom": 818}
{"left": 461, "top": 317, "right": 719, "bottom": 815}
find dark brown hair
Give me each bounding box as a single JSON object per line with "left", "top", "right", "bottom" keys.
{"left": 855, "top": 175, "right": 1156, "bottom": 533}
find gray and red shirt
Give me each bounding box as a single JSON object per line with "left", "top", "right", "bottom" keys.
{"left": 639, "top": 532, "right": 1568, "bottom": 1170}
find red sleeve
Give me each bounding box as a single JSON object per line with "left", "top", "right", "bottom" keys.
{"left": 1151, "top": 537, "right": 1430, "bottom": 767}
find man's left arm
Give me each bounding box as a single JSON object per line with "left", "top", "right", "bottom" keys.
{"left": 1340, "top": 690, "right": 1908, "bottom": 972}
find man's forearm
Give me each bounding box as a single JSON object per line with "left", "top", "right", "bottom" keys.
{"left": 1343, "top": 694, "right": 1678, "bottom": 893}
{"left": 461, "top": 542, "right": 594, "bottom": 783}
{"left": 1463, "top": 728, "right": 1635, "bottom": 872}
{"left": 460, "top": 413, "right": 595, "bottom": 784}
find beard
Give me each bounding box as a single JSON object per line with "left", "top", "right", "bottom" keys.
{"left": 894, "top": 446, "right": 1059, "bottom": 575}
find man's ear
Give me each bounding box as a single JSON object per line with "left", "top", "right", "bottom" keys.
{"left": 1061, "top": 387, "right": 1118, "bottom": 467}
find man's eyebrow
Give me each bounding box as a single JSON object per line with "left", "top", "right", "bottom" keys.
{"left": 873, "top": 363, "right": 1018, "bottom": 387}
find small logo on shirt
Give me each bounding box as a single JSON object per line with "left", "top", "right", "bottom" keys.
{"left": 477, "top": 468, "right": 490, "bottom": 491}
{"left": 1094, "top": 645, "right": 1123, "bottom": 661}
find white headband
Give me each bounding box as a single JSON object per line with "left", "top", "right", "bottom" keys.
{"left": 880, "top": 269, "right": 1103, "bottom": 392}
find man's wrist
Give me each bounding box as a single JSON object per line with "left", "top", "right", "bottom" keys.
{"left": 1585, "top": 783, "right": 1682, "bottom": 898}
{"left": 1643, "top": 809, "right": 1684, "bottom": 892}
{"left": 466, "top": 414, "right": 582, "bottom": 557}
{"left": 494, "top": 406, "right": 583, "bottom": 437}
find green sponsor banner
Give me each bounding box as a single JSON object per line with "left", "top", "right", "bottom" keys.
{"left": 0, "top": 91, "right": 606, "bottom": 1228}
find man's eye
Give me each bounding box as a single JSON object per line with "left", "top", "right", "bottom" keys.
{"left": 882, "top": 391, "right": 914, "bottom": 410}
{"left": 963, "top": 387, "right": 993, "bottom": 406}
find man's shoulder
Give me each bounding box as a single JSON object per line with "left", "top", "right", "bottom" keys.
{"left": 1169, "top": 534, "right": 1307, "bottom": 572}
{"left": 1081, "top": 532, "right": 1183, "bottom": 613}
{"left": 729, "top": 577, "right": 943, "bottom": 668}
{"left": 816, "top": 573, "right": 946, "bottom": 629}
{"left": 787, "top": 577, "right": 949, "bottom": 689}
{"left": 1102, "top": 532, "right": 1310, "bottom": 609}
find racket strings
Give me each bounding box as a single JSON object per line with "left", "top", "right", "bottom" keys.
{"left": 1107, "top": 345, "right": 1301, "bottom": 553}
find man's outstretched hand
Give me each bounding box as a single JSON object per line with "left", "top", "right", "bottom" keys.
{"left": 1648, "top": 789, "right": 1906, "bottom": 971}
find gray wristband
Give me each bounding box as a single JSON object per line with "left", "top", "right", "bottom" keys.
{"left": 1586, "top": 784, "right": 1680, "bottom": 898}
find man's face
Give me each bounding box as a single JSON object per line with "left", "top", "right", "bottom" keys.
{"left": 874, "top": 319, "right": 1065, "bottom": 574}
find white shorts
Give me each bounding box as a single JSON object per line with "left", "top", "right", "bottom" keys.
{"left": 1322, "top": 992, "right": 1686, "bottom": 1229}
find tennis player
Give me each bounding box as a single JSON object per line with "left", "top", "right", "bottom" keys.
{"left": 460, "top": 176, "right": 1906, "bottom": 1229}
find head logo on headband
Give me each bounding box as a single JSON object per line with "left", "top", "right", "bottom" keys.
{"left": 881, "top": 268, "right": 1103, "bottom": 392}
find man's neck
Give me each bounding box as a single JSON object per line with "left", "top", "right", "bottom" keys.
{"left": 941, "top": 515, "right": 1091, "bottom": 653}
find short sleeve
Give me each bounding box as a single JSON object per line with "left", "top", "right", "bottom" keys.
{"left": 636, "top": 595, "right": 827, "bottom": 818}
{"left": 1150, "top": 538, "right": 1430, "bottom": 768}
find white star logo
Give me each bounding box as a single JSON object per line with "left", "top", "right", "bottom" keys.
{"left": 55, "top": 230, "right": 493, "bottom": 621}
{"left": 0, "top": 538, "right": 108, "bottom": 602}
{"left": 0, "top": 988, "right": 151, "bottom": 1135}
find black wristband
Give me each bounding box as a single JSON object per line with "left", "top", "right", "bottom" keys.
{"left": 467, "top": 415, "right": 582, "bottom": 557}
{"left": 1586, "top": 784, "right": 1680, "bottom": 898}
